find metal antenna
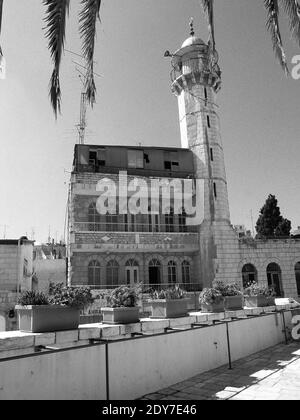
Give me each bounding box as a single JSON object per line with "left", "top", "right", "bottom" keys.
{"left": 65, "top": 49, "right": 101, "bottom": 146}
{"left": 0, "top": 224, "right": 9, "bottom": 239}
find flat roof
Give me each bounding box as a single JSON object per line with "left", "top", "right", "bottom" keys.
{"left": 74, "top": 144, "right": 191, "bottom": 152}
{"left": 0, "top": 238, "right": 34, "bottom": 246}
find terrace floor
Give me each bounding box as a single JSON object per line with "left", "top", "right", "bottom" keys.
{"left": 140, "top": 342, "right": 300, "bottom": 400}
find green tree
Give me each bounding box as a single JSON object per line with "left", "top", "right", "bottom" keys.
{"left": 0, "top": 0, "right": 300, "bottom": 116}
{"left": 256, "top": 194, "right": 291, "bottom": 238}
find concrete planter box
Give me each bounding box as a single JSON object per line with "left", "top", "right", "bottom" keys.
{"left": 101, "top": 307, "right": 140, "bottom": 324}
{"left": 201, "top": 301, "right": 224, "bottom": 313}
{"left": 149, "top": 299, "right": 189, "bottom": 319}
{"left": 267, "top": 297, "right": 276, "bottom": 306}
{"left": 15, "top": 305, "right": 80, "bottom": 333}
{"left": 224, "top": 295, "right": 244, "bottom": 311}
{"left": 244, "top": 296, "right": 269, "bottom": 308}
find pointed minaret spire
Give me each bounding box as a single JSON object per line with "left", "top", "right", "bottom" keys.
{"left": 189, "top": 17, "right": 195, "bottom": 36}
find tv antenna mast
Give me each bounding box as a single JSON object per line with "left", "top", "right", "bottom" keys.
{"left": 68, "top": 51, "right": 101, "bottom": 145}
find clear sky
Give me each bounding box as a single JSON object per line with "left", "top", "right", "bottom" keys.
{"left": 0, "top": 0, "right": 299, "bottom": 242}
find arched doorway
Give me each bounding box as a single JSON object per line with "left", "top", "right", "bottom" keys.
{"left": 149, "top": 259, "right": 161, "bottom": 286}
{"left": 295, "top": 262, "right": 300, "bottom": 296}
{"left": 125, "top": 259, "right": 139, "bottom": 286}
{"left": 242, "top": 264, "right": 257, "bottom": 289}
{"left": 267, "top": 263, "right": 283, "bottom": 297}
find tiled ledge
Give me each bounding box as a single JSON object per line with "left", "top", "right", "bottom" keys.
{"left": 0, "top": 303, "right": 298, "bottom": 357}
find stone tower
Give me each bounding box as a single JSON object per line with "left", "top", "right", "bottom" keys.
{"left": 171, "top": 23, "right": 239, "bottom": 288}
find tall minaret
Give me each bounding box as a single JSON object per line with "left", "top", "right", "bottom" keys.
{"left": 171, "top": 20, "right": 238, "bottom": 287}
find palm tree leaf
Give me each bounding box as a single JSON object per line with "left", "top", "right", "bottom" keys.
{"left": 201, "top": 0, "right": 216, "bottom": 51}
{"left": 0, "top": 0, "right": 3, "bottom": 56}
{"left": 264, "top": 0, "right": 289, "bottom": 74}
{"left": 279, "top": 0, "right": 300, "bottom": 45}
{"left": 79, "top": 0, "right": 101, "bottom": 106}
{"left": 43, "top": 0, "right": 70, "bottom": 117}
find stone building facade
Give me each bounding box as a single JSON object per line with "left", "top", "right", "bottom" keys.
{"left": 0, "top": 238, "right": 34, "bottom": 331}
{"left": 68, "top": 146, "right": 199, "bottom": 289}
{"left": 67, "top": 28, "right": 300, "bottom": 300}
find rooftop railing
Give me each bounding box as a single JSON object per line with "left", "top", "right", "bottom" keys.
{"left": 73, "top": 222, "right": 199, "bottom": 234}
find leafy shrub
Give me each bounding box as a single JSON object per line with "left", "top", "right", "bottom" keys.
{"left": 48, "top": 283, "right": 94, "bottom": 309}
{"left": 214, "top": 281, "right": 242, "bottom": 297}
{"left": 18, "top": 290, "right": 49, "bottom": 306}
{"left": 244, "top": 283, "right": 275, "bottom": 297}
{"left": 105, "top": 285, "right": 140, "bottom": 308}
{"left": 199, "top": 288, "right": 224, "bottom": 305}
{"left": 151, "top": 285, "right": 185, "bottom": 300}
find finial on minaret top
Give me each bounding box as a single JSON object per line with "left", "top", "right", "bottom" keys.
{"left": 189, "top": 17, "right": 195, "bottom": 36}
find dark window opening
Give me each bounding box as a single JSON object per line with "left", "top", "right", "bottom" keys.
{"left": 172, "top": 161, "right": 179, "bottom": 167}
{"left": 204, "top": 87, "right": 208, "bottom": 100}
{"left": 207, "top": 115, "right": 211, "bottom": 128}
{"left": 164, "top": 161, "right": 172, "bottom": 170}
{"left": 210, "top": 148, "right": 214, "bottom": 161}
{"left": 213, "top": 182, "right": 217, "bottom": 199}
{"left": 144, "top": 153, "right": 150, "bottom": 164}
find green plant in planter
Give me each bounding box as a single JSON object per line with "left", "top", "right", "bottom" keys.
{"left": 214, "top": 281, "right": 243, "bottom": 310}
{"left": 16, "top": 284, "right": 95, "bottom": 333}
{"left": 101, "top": 285, "right": 141, "bottom": 324}
{"left": 244, "top": 282, "right": 275, "bottom": 308}
{"left": 199, "top": 288, "right": 224, "bottom": 305}
{"left": 18, "top": 290, "right": 49, "bottom": 306}
{"left": 48, "top": 282, "right": 94, "bottom": 309}
{"left": 213, "top": 281, "right": 242, "bottom": 297}
{"left": 199, "top": 288, "right": 224, "bottom": 313}
{"left": 244, "top": 284, "right": 270, "bottom": 297}
{"left": 105, "top": 285, "right": 141, "bottom": 308}
{"left": 149, "top": 285, "right": 188, "bottom": 319}
{"left": 151, "top": 285, "right": 185, "bottom": 300}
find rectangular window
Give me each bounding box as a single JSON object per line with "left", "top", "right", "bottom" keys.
{"left": 164, "top": 161, "right": 172, "bottom": 170}
{"left": 210, "top": 148, "right": 214, "bottom": 161}
{"left": 89, "top": 151, "right": 97, "bottom": 166}
{"left": 207, "top": 115, "right": 211, "bottom": 128}
{"left": 213, "top": 182, "right": 217, "bottom": 199}
{"left": 204, "top": 87, "right": 208, "bottom": 100}
{"left": 128, "top": 150, "right": 144, "bottom": 169}
{"left": 97, "top": 149, "right": 106, "bottom": 166}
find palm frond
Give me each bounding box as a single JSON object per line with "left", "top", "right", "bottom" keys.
{"left": 0, "top": 0, "right": 4, "bottom": 56}
{"left": 264, "top": 0, "right": 289, "bottom": 75}
{"left": 279, "top": 0, "right": 300, "bottom": 45}
{"left": 79, "top": 0, "right": 101, "bottom": 106}
{"left": 201, "top": 0, "right": 215, "bottom": 51}
{"left": 44, "top": 0, "right": 70, "bottom": 118}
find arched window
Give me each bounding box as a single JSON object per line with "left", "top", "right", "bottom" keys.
{"left": 149, "top": 259, "right": 161, "bottom": 286}
{"left": 295, "top": 262, "right": 300, "bottom": 296}
{"left": 165, "top": 208, "right": 174, "bottom": 233}
{"left": 242, "top": 264, "right": 258, "bottom": 289}
{"left": 106, "top": 260, "right": 119, "bottom": 287}
{"left": 125, "top": 260, "right": 139, "bottom": 285}
{"left": 168, "top": 261, "right": 177, "bottom": 284}
{"left": 182, "top": 260, "right": 191, "bottom": 285}
{"left": 88, "top": 260, "right": 101, "bottom": 287}
{"left": 88, "top": 203, "right": 101, "bottom": 231}
{"left": 267, "top": 263, "right": 283, "bottom": 297}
